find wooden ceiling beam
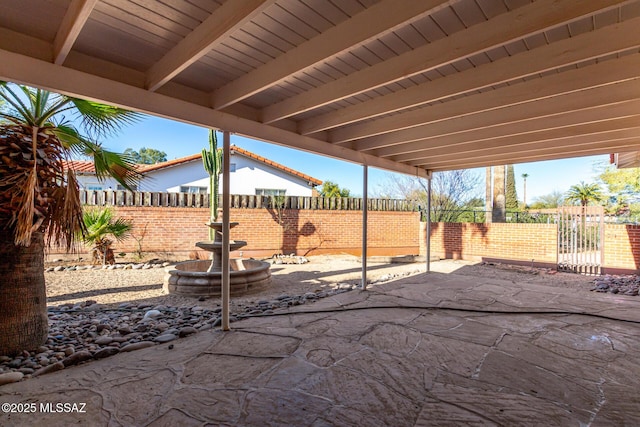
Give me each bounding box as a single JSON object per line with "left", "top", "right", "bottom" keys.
{"left": 261, "top": 0, "right": 629, "bottom": 124}
{"left": 393, "top": 119, "right": 640, "bottom": 163}
{"left": 0, "top": 48, "right": 427, "bottom": 178}
{"left": 421, "top": 138, "right": 640, "bottom": 171}
{"left": 146, "top": 0, "right": 274, "bottom": 92}
{"left": 212, "top": 0, "right": 454, "bottom": 110}
{"left": 307, "top": 17, "right": 640, "bottom": 137}
{"left": 350, "top": 76, "right": 640, "bottom": 152}
{"left": 374, "top": 100, "right": 640, "bottom": 158}
{"left": 53, "top": 0, "right": 97, "bottom": 65}
{"left": 346, "top": 53, "right": 640, "bottom": 149}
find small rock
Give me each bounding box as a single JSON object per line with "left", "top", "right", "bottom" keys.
{"left": 32, "top": 362, "right": 64, "bottom": 377}
{"left": 120, "top": 341, "right": 155, "bottom": 352}
{"left": 118, "top": 327, "right": 133, "bottom": 335}
{"left": 179, "top": 327, "right": 197, "bottom": 337}
{"left": 96, "top": 324, "right": 111, "bottom": 333}
{"left": 0, "top": 372, "right": 24, "bottom": 385}
{"left": 154, "top": 334, "right": 177, "bottom": 343}
{"left": 62, "top": 350, "right": 92, "bottom": 367}
{"left": 93, "top": 347, "right": 120, "bottom": 359}
{"left": 143, "top": 310, "right": 162, "bottom": 320}
{"left": 94, "top": 336, "right": 113, "bottom": 346}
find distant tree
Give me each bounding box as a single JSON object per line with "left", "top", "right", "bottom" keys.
{"left": 376, "top": 169, "right": 482, "bottom": 222}
{"left": 529, "top": 190, "right": 564, "bottom": 209}
{"left": 597, "top": 163, "right": 640, "bottom": 204}
{"left": 124, "top": 147, "right": 167, "bottom": 164}
{"left": 521, "top": 173, "right": 529, "bottom": 208}
{"left": 505, "top": 165, "right": 518, "bottom": 210}
{"left": 565, "top": 182, "right": 604, "bottom": 207}
{"left": 320, "top": 180, "right": 350, "bottom": 198}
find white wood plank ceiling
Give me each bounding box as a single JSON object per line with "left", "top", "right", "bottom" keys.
{"left": 0, "top": 0, "right": 639, "bottom": 176}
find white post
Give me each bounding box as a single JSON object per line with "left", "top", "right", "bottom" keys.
{"left": 221, "top": 130, "right": 231, "bottom": 331}
{"left": 426, "top": 174, "right": 432, "bottom": 273}
{"left": 362, "top": 165, "right": 368, "bottom": 289}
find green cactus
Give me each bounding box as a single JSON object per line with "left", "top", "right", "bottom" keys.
{"left": 202, "top": 130, "right": 223, "bottom": 239}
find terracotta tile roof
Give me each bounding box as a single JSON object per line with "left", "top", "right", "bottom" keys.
{"left": 65, "top": 147, "right": 322, "bottom": 186}
{"left": 230, "top": 146, "right": 323, "bottom": 186}
{"left": 63, "top": 160, "right": 95, "bottom": 173}
{"left": 63, "top": 160, "right": 146, "bottom": 173}
{"left": 138, "top": 153, "right": 202, "bottom": 172}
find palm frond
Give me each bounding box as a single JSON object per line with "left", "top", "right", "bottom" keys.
{"left": 81, "top": 207, "right": 132, "bottom": 245}
{"left": 91, "top": 147, "right": 141, "bottom": 191}
{"left": 12, "top": 168, "right": 39, "bottom": 246}
{"left": 71, "top": 98, "right": 142, "bottom": 139}
{"left": 47, "top": 169, "right": 84, "bottom": 251}
{"left": 49, "top": 123, "right": 87, "bottom": 150}
{"left": 0, "top": 83, "right": 35, "bottom": 125}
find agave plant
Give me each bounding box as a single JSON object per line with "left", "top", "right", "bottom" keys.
{"left": 0, "top": 82, "right": 142, "bottom": 355}
{"left": 82, "top": 208, "right": 133, "bottom": 266}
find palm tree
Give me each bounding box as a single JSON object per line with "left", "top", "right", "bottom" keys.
{"left": 521, "top": 173, "right": 529, "bottom": 208}
{"left": 320, "top": 180, "right": 350, "bottom": 198}
{"left": 565, "top": 182, "right": 604, "bottom": 207}
{"left": 82, "top": 208, "right": 133, "bottom": 266}
{"left": 0, "top": 82, "right": 141, "bottom": 355}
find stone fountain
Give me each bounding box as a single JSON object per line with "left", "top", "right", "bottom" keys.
{"left": 164, "top": 222, "right": 271, "bottom": 296}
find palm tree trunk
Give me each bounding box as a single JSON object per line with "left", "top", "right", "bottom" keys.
{"left": 492, "top": 165, "right": 506, "bottom": 222}
{"left": 0, "top": 230, "right": 48, "bottom": 355}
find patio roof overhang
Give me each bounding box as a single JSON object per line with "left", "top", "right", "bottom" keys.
{"left": 0, "top": 0, "right": 639, "bottom": 176}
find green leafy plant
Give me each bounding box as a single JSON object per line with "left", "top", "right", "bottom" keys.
{"left": 81, "top": 207, "right": 133, "bottom": 266}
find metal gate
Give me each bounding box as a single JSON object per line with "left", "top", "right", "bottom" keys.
{"left": 557, "top": 206, "right": 604, "bottom": 275}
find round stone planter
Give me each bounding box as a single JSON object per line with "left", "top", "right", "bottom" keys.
{"left": 163, "top": 259, "right": 271, "bottom": 297}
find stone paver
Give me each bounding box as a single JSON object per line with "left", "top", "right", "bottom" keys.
{"left": 1, "top": 271, "right": 640, "bottom": 426}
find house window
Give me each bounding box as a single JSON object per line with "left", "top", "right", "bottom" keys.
{"left": 116, "top": 184, "right": 138, "bottom": 191}
{"left": 230, "top": 163, "right": 236, "bottom": 172}
{"left": 180, "top": 186, "right": 208, "bottom": 194}
{"left": 255, "top": 189, "right": 286, "bottom": 196}
{"left": 86, "top": 185, "right": 103, "bottom": 191}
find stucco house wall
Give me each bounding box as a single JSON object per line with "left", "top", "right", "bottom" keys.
{"left": 73, "top": 146, "right": 321, "bottom": 197}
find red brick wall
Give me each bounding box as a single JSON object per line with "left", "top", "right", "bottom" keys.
{"left": 421, "top": 222, "right": 640, "bottom": 273}
{"left": 603, "top": 224, "right": 640, "bottom": 272}
{"left": 50, "top": 205, "right": 640, "bottom": 272}
{"left": 51, "top": 207, "right": 421, "bottom": 258}
{"left": 420, "top": 222, "right": 558, "bottom": 266}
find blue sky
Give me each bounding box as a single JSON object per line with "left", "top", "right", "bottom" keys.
{"left": 101, "top": 115, "right": 609, "bottom": 202}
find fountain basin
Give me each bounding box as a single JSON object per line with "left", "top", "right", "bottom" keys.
{"left": 163, "top": 259, "right": 271, "bottom": 296}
